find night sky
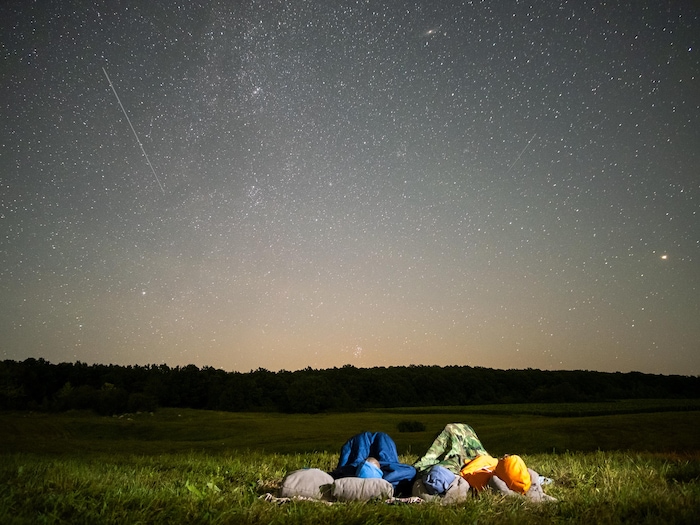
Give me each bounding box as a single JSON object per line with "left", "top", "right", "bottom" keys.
{"left": 2, "top": 1, "right": 698, "bottom": 375}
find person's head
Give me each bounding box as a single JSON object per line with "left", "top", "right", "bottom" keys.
{"left": 356, "top": 457, "right": 383, "bottom": 478}
{"left": 494, "top": 454, "right": 531, "bottom": 494}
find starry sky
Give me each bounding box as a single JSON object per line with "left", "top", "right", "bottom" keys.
{"left": 1, "top": 1, "right": 698, "bottom": 376}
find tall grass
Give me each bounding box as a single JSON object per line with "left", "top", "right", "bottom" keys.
{"left": 1, "top": 403, "right": 699, "bottom": 523}
{"left": 1, "top": 450, "right": 698, "bottom": 524}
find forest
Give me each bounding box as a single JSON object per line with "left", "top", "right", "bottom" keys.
{"left": 1, "top": 358, "right": 698, "bottom": 415}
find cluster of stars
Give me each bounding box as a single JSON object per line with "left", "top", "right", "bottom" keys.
{"left": 0, "top": 0, "right": 698, "bottom": 375}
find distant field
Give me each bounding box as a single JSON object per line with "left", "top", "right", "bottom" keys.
{"left": 1, "top": 401, "right": 699, "bottom": 524}
{"left": 2, "top": 399, "right": 699, "bottom": 457}
{"left": 378, "top": 398, "right": 700, "bottom": 416}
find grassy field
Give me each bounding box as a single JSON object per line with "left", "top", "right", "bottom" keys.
{"left": 1, "top": 401, "right": 699, "bottom": 524}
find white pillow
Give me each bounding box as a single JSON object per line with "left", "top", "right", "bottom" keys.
{"left": 331, "top": 477, "right": 394, "bottom": 502}
{"left": 278, "top": 468, "right": 334, "bottom": 500}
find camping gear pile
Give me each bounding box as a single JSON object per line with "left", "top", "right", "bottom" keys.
{"left": 268, "top": 423, "right": 556, "bottom": 504}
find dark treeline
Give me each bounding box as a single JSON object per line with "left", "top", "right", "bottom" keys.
{"left": 1, "top": 358, "right": 699, "bottom": 415}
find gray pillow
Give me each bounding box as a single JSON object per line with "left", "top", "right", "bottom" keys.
{"left": 524, "top": 469, "right": 557, "bottom": 503}
{"left": 331, "top": 477, "right": 394, "bottom": 502}
{"left": 412, "top": 477, "right": 439, "bottom": 502}
{"left": 442, "top": 476, "right": 470, "bottom": 504}
{"left": 413, "top": 476, "right": 470, "bottom": 504}
{"left": 489, "top": 469, "right": 557, "bottom": 502}
{"left": 488, "top": 473, "right": 519, "bottom": 496}
{"left": 278, "top": 468, "right": 334, "bottom": 500}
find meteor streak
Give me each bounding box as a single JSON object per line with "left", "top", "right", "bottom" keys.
{"left": 102, "top": 67, "right": 165, "bottom": 194}
{"left": 506, "top": 133, "right": 537, "bottom": 174}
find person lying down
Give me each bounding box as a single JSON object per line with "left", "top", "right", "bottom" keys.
{"left": 412, "top": 423, "right": 556, "bottom": 503}
{"left": 270, "top": 424, "right": 555, "bottom": 504}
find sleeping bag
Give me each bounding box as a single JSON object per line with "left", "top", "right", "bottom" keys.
{"left": 329, "top": 431, "right": 416, "bottom": 495}
{"left": 413, "top": 423, "right": 489, "bottom": 474}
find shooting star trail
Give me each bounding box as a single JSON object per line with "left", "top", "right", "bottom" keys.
{"left": 505, "top": 133, "right": 537, "bottom": 174}
{"left": 102, "top": 67, "right": 165, "bottom": 194}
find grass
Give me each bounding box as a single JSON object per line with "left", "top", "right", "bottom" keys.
{"left": 2, "top": 403, "right": 698, "bottom": 456}
{"left": 1, "top": 401, "right": 699, "bottom": 523}
{"left": 1, "top": 450, "right": 698, "bottom": 524}
{"left": 378, "top": 398, "right": 700, "bottom": 416}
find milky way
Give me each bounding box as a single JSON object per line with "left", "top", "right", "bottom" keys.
{"left": 1, "top": 1, "right": 698, "bottom": 374}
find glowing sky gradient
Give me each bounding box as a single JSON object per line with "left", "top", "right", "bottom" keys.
{"left": 2, "top": 1, "right": 698, "bottom": 375}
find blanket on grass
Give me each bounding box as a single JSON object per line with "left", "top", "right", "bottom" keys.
{"left": 260, "top": 493, "right": 424, "bottom": 505}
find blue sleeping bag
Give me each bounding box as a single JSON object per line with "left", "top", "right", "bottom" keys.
{"left": 330, "top": 431, "right": 416, "bottom": 494}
